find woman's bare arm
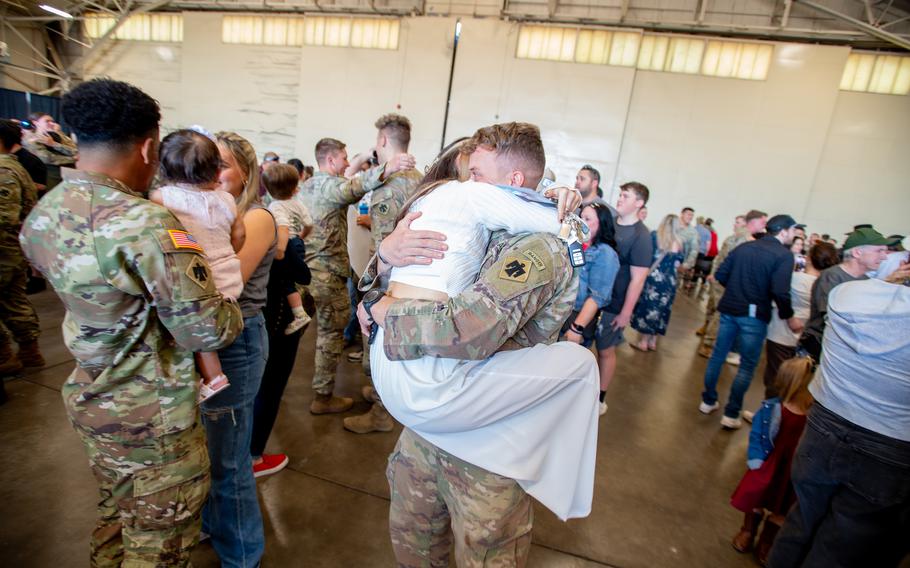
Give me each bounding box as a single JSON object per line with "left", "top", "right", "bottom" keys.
{"left": 238, "top": 208, "right": 276, "bottom": 284}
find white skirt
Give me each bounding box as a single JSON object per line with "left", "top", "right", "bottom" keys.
{"left": 371, "top": 328, "right": 600, "bottom": 520}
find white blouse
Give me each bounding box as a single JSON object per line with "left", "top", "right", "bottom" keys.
{"left": 390, "top": 180, "right": 561, "bottom": 296}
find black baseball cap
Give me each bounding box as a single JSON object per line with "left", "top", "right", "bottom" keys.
{"left": 766, "top": 214, "right": 798, "bottom": 233}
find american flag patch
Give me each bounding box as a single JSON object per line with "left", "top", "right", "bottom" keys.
{"left": 167, "top": 230, "right": 204, "bottom": 253}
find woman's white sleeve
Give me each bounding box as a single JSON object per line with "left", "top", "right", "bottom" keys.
{"left": 465, "top": 182, "right": 561, "bottom": 235}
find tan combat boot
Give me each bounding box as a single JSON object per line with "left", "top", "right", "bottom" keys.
{"left": 17, "top": 340, "right": 46, "bottom": 368}
{"left": 0, "top": 340, "right": 24, "bottom": 376}
{"left": 361, "top": 385, "right": 380, "bottom": 403}
{"left": 343, "top": 403, "right": 394, "bottom": 434}
{"left": 697, "top": 344, "right": 713, "bottom": 359}
{"left": 309, "top": 393, "right": 353, "bottom": 415}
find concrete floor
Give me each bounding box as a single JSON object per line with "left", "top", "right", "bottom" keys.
{"left": 1, "top": 288, "right": 773, "bottom": 568}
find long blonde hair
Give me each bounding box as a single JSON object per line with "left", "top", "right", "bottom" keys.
{"left": 215, "top": 131, "right": 260, "bottom": 214}
{"left": 775, "top": 357, "right": 815, "bottom": 404}
{"left": 656, "top": 214, "right": 682, "bottom": 252}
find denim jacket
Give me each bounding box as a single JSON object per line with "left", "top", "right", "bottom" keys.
{"left": 574, "top": 243, "right": 620, "bottom": 311}
{"left": 747, "top": 397, "right": 782, "bottom": 470}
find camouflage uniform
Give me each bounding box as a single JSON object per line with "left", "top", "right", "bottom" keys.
{"left": 679, "top": 224, "right": 700, "bottom": 269}
{"left": 0, "top": 155, "right": 40, "bottom": 352}
{"left": 699, "top": 231, "right": 750, "bottom": 350}
{"left": 22, "top": 131, "right": 78, "bottom": 189}
{"left": 361, "top": 230, "right": 578, "bottom": 566}
{"left": 19, "top": 169, "right": 243, "bottom": 567}
{"left": 297, "top": 167, "right": 385, "bottom": 396}
{"left": 359, "top": 168, "right": 423, "bottom": 385}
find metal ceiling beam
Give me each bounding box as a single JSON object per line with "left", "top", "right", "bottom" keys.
{"left": 795, "top": 0, "right": 910, "bottom": 49}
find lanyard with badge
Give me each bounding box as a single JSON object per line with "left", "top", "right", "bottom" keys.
{"left": 497, "top": 185, "right": 588, "bottom": 267}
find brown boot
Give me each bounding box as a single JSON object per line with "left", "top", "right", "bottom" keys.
{"left": 732, "top": 512, "right": 762, "bottom": 553}
{"left": 17, "top": 340, "right": 45, "bottom": 368}
{"left": 343, "top": 402, "right": 394, "bottom": 434}
{"left": 695, "top": 324, "right": 706, "bottom": 336}
{"left": 754, "top": 520, "right": 780, "bottom": 566}
{"left": 0, "top": 341, "right": 24, "bottom": 376}
{"left": 361, "top": 385, "right": 380, "bottom": 403}
{"left": 697, "top": 344, "right": 713, "bottom": 358}
{"left": 310, "top": 393, "right": 353, "bottom": 415}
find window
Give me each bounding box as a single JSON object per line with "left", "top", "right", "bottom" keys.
{"left": 84, "top": 12, "right": 183, "bottom": 42}
{"left": 516, "top": 25, "right": 641, "bottom": 67}
{"left": 303, "top": 16, "right": 399, "bottom": 50}
{"left": 637, "top": 35, "right": 705, "bottom": 74}
{"left": 701, "top": 40, "right": 773, "bottom": 80}
{"left": 840, "top": 52, "right": 910, "bottom": 95}
{"left": 222, "top": 15, "right": 399, "bottom": 50}
{"left": 222, "top": 15, "right": 306, "bottom": 46}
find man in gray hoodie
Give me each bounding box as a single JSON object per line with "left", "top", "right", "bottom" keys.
{"left": 769, "top": 270, "right": 910, "bottom": 568}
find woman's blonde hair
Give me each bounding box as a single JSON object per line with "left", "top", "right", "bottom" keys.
{"left": 656, "top": 213, "right": 682, "bottom": 252}
{"left": 215, "top": 131, "right": 260, "bottom": 214}
{"left": 775, "top": 357, "right": 815, "bottom": 404}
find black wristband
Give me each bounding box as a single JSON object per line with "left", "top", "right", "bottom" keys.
{"left": 570, "top": 322, "right": 585, "bottom": 335}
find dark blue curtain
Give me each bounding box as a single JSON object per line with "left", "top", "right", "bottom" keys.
{"left": 0, "top": 88, "right": 29, "bottom": 121}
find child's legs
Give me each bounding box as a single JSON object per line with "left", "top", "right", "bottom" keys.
{"left": 287, "top": 291, "right": 302, "bottom": 308}
{"left": 196, "top": 351, "right": 224, "bottom": 384}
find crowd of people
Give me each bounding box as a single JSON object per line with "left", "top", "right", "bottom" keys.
{"left": 0, "top": 77, "right": 908, "bottom": 568}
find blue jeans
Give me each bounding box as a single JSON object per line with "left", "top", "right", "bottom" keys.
{"left": 768, "top": 404, "right": 910, "bottom": 568}
{"left": 201, "top": 312, "right": 268, "bottom": 567}
{"left": 701, "top": 313, "right": 767, "bottom": 418}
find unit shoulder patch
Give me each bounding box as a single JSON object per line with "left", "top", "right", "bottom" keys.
{"left": 498, "top": 256, "right": 531, "bottom": 283}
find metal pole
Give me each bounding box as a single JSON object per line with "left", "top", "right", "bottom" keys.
{"left": 439, "top": 18, "right": 461, "bottom": 153}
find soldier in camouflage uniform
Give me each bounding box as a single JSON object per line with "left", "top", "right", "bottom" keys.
{"left": 344, "top": 114, "right": 423, "bottom": 434}
{"left": 296, "top": 137, "right": 414, "bottom": 415}
{"left": 696, "top": 210, "right": 767, "bottom": 357}
{"left": 0, "top": 122, "right": 44, "bottom": 383}
{"left": 22, "top": 112, "right": 78, "bottom": 189}
{"left": 358, "top": 124, "right": 590, "bottom": 566}
{"left": 19, "top": 79, "right": 243, "bottom": 567}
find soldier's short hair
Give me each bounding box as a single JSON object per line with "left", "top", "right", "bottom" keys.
{"left": 159, "top": 129, "right": 221, "bottom": 185}
{"left": 620, "top": 181, "right": 650, "bottom": 205}
{"left": 375, "top": 113, "right": 412, "bottom": 149}
{"left": 62, "top": 78, "right": 160, "bottom": 151}
{"left": 0, "top": 119, "right": 22, "bottom": 149}
{"left": 463, "top": 122, "right": 546, "bottom": 188}
{"left": 262, "top": 163, "right": 300, "bottom": 200}
{"left": 745, "top": 209, "right": 768, "bottom": 222}
{"left": 315, "top": 138, "right": 346, "bottom": 165}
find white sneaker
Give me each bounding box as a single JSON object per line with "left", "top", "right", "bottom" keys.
{"left": 726, "top": 352, "right": 741, "bottom": 366}
{"left": 699, "top": 401, "right": 720, "bottom": 414}
{"left": 721, "top": 415, "right": 743, "bottom": 429}
{"left": 599, "top": 401, "right": 608, "bottom": 416}
{"left": 742, "top": 410, "right": 755, "bottom": 424}
{"left": 285, "top": 312, "right": 312, "bottom": 335}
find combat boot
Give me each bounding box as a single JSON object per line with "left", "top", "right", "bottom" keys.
{"left": 309, "top": 393, "right": 353, "bottom": 415}
{"left": 343, "top": 403, "right": 394, "bottom": 434}
{"left": 361, "top": 385, "right": 380, "bottom": 403}
{"left": 17, "top": 340, "right": 45, "bottom": 368}
{"left": 0, "top": 341, "right": 23, "bottom": 376}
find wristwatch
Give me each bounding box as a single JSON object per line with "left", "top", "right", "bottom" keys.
{"left": 362, "top": 289, "right": 385, "bottom": 344}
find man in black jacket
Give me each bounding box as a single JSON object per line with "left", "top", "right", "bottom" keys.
{"left": 699, "top": 214, "right": 803, "bottom": 429}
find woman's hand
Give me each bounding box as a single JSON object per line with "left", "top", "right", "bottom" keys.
{"left": 544, "top": 185, "right": 583, "bottom": 221}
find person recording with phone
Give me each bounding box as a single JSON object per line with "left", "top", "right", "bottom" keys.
{"left": 21, "top": 112, "right": 77, "bottom": 190}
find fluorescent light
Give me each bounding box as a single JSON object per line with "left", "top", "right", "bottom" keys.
{"left": 39, "top": 4, "right": 74, "bottom": 19}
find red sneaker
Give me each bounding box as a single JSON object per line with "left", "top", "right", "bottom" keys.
{"left": 253, "top": 453, "right": 289, "bottom": 478}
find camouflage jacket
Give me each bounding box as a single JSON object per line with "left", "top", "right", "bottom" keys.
{"left": 22, "top": 131, "right": 78, "bottom": 166}
{"left": 297, "top": 167, "right": 385, "bottom": 277}
{"left": 0, "top": 154, "right": 37, "bottom": 266}
{"left": 19, "top": 169, "right": 243, "bottom": 442}
{"left": 679, "top": 225, "right": 700, "bottom": 268}
{"left": 369, "top": 169, "right": 423, "bottom": 254}
{"left": 361, "top": 231, "right": 578, "bottom": 361}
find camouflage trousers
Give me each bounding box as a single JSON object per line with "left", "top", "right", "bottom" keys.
{"left": 387, "top": 428, "right": 533, "bottom": 568}
{"left": 699, "top": 280, "right": 725, "bottom": 349}
{"left": 308, "top": 270, "right": 350, "bottom": 395}
{"left": 75, "top": 420, "right": 210, "bottom": 568}
{"left": 0, "top": 261, "right": 40, "bottom": 347}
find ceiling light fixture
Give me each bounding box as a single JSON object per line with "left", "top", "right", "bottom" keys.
{"left": 39, "top": 4, "right": 74, "bottom": 19}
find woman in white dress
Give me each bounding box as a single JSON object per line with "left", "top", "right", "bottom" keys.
{"left": 369, "top": 136, "right": 600, "bottom": 521}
